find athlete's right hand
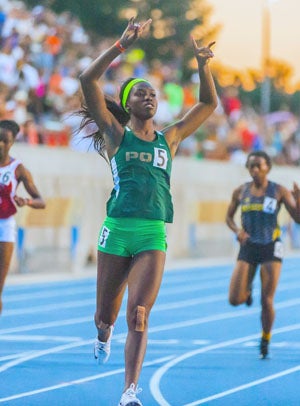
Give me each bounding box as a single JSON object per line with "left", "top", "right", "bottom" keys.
{"left": 236, "top": 229, "right": 250, "bottom": 245}
{"left": 119, "top": 17, "right": 152, "bottom": 49}
{"left": 292, "top": 182, "right": 300, "bottom": 200}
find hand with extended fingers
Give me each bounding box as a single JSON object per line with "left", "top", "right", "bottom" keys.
{"left": 191, "top": 38, "right": 215, "bottom": 66}
{"left": 119, "top": 17, "right": 152, "bottom": 50}
{"left": 292, "top": 182, "right": 300, "bottom": 200}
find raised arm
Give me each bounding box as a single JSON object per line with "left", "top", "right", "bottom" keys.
{"left": 79, "top": 18, "right": 152, "bottom": 152}
{"left": 280, "top": 182, "right": 300, "bottom": 223}
{"left": 164, "top": 38, "right": 218, "bottom": 157}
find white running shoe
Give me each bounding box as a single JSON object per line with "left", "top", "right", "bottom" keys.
{"left": 118, "top": 383, "right": 143, "bottom": 406}
{"left": 94, "top": 325, "right": 113, "bottom": 364}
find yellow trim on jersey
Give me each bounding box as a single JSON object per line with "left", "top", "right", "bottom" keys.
{"left": 241, "top": 203, "right": 264, "bottom": 212}
{"left": 272, "top": 227, "right": 281, "bottom": 240}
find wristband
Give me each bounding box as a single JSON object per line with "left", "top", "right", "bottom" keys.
{"left": 114, "top": 40, "right": 126, "bottom": 53}
{"left": 26, "top": 198, "right": 33, "bottom": 206}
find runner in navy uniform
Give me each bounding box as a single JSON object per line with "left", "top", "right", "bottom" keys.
{"left": 226, "top": 150, "right": 300, "bottom": 358}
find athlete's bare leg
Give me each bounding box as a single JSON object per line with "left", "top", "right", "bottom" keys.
{"left": 229, "top": 260, "right": 257, "bottom": 305}
{"left": 94, "top": 251, "right": 132, "bottom": 341}
{"left": 260, "top": 261, "right": 282, "bottom": 334}
{"left": 94, "top": 249, "right": 165, "bottom": 389}
{"left": 124, "top": 250, "right": 165, "bottom": 389}
{"left": 0, "top": 242, "right": 14, "bottom": 314}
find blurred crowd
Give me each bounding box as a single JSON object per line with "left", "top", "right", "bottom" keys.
{"left": 1, "top": 0, "right": 300, "bottom": 165}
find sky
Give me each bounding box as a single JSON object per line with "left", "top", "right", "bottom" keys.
{"left": 208, "top": 0, "right": 300, "bottom": 85}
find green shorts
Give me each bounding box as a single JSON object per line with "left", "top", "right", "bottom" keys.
{"left": 97, "top": 216, "right": 167, "bottom": 257}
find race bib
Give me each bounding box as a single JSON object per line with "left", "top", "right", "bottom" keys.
{"left": 274, "top": 241, "right": 284, "bottom": 259}
{"left": 153, "top": 148, "right": 168, "bottom": 170}
{"left": 263, "top": 197, "right": 277, "bottom": 214}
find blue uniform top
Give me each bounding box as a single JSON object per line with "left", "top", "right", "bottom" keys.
{"left": 240, "top": 181, "right": 281, "bottom": 244}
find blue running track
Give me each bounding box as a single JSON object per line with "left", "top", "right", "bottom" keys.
{"left": 1, "top": 257, "right": 300, "bottom": 405}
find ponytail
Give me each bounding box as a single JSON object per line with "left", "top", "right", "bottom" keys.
{"left": 76, "top": 78, "right": 148, "bottom": 159}
{"left": 76, "top": 95, "right": 130, "bottom": 160}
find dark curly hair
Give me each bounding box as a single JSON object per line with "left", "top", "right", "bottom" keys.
{"left": 246, "top": 150, "right": 272, "bottom": 169}
{"left": 0, "top": 120, "right": 20, "bottom": 138}
{"left": 76, "top": 78, "right": 138, "bottom": 160}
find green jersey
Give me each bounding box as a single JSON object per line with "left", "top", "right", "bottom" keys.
{"left": 106, "top": 127, "right": 173, "bottom": 223}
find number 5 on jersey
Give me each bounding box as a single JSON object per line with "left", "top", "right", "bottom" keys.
{"left": 153, "top": 148, "right": 168, "bottom": 170}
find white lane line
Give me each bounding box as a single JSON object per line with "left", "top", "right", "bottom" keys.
{"left": 2, "top": 298, "right": 94, "bottom": 316}
{"left": 0, "top": 287, "right": 299, "bottom": 383}
{"left": 1, "top": 294, "right": 300, "bottom": 346}
{"left": 0, "top": 355, "right": 175, "bottom": 403}
{"left": 0, "top": 334, "right": 82, "bottom": 343}
{"left": 2, "top": 286, "right": 226, "bottom": 317}
{"left": 1, "top": 300, "right": 298, "bottom": 374}
{"left": 0, "top": 352, "right": 36, "bottom": 362}
{"left": 0, "top": 310, "right": 255, "bottom": 375}
{"left": 150, "top": 323, "right": 300, "bottom": 406}
{"left": 0, "top": 339, "right": 94, "bottom": 373}
{"left": 145, "top": 293, "right": 227, "bottom": 311}
{"left": 184, "top": 365, "right": 300, "bottom": 405}
{"left": 0, "top": 293, "right": 229, "bottom": 334}
{"left": 3, "top": 276, "right": 300, "bottom": 318}
{"left": 0, "top": 316, "right": 93, "bottom": 335}
{"left": 4, "top": 286, "right": 94, "bottom": 303}
{"left": 148, "top": 297, "right": 300, "bottom": 335}
{"left": 0, "top": 329, "right": 131, "bottom": 374}
{"left": 3, "top": 293, "right": 300, "bottom": 335}
{"left": 1, "top": 293, "right": 226, "bottom": 318}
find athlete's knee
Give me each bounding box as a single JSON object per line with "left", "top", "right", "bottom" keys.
{"left": 135, "top": 305, "right": 147, "bottom": 332}
{"left": 128, "top": 305, "right": 148, "bottom": 332}
{"left": 229, "top": 297, "right": 240, "bottom": 306}
{"left": 261, "top": 294, "right": 274, "bottom": 309}
{"left": 229, "top": 293, "right": 243, "bottom": 306}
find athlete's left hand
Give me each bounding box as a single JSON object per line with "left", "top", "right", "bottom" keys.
{"left": 292, "top": 182, "right": 300, "bottom": 200}
{"left": 14, "top": 195, "right": 28, "bottom": 207}
{"left": 192, "top": 38, "right": 215, "bottom": 66}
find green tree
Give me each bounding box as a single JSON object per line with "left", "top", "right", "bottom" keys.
{"left": 23, "top": 0, "right": 219, "bottom": 68}
{"left": 291, "top": 91, "right": 300, "bottom": 115}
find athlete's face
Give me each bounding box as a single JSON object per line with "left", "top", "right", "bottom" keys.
{"left": 247, "top": 156, "right": 270, "bottom": 181}
{"left": 127, "top": 83, "right": 158, "bottom": 119}
{"left": 0, "top": 129, "right": 14, "bottom": 161}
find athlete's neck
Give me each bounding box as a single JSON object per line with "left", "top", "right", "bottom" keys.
{"left": 0, "top": 156, "right": 11, "bottom": 167}
{"left": 129, "top": 116, "right": 156, "bottom": 141}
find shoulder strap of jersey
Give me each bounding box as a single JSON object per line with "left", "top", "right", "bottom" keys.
{"left": 9, "top": 158, "right": 22, "bottom": 171}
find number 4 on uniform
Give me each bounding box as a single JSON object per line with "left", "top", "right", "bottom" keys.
{"left": 263, "top": 197, "right": 277, "bottom": 214}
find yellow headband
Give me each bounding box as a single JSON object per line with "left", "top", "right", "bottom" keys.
{"left": 121, "top": 78, "right": 150, "bottom": 112}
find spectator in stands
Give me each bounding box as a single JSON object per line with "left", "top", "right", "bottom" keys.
{"left": 222, "top": 86, "right": 242, "bottom": 123}
{"left": 0, "top": 0, "right": 299, "bottom": 167}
